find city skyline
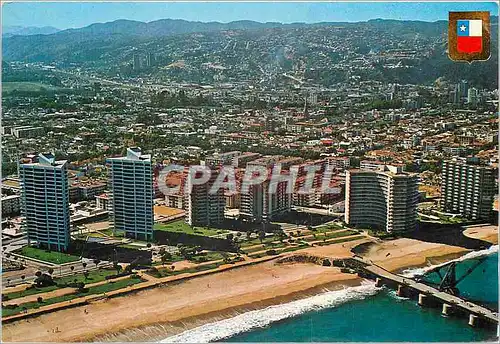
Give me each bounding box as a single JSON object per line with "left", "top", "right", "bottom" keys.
{"left": 3, "top": 1, "right": 498, "bottom": 30}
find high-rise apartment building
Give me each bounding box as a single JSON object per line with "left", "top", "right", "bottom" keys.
{"left": 107, "top": 148, "right": 153, "bottom": 240}
{"left": 20, "top": 153, "right": 70, "bottom": 251}
{"left": 441, "top": 159, "right": 496, "bottom": 220}
{"left": 467, "top": 87, "right": 478, "bottom": 106}
{"left": 240, "top": 175, "right": 292, "bottom": 223}
{"left": 187, "top": 168, "right": 225, "bottom": 226}
{"left": 345, "top": 165, "right": 419, "bottom": 232}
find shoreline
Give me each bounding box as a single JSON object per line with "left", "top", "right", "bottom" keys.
{"left": 2, "top": 237, "right": 495, "bottom": 343}
{"left": 90, "top": 277, "right": 363, "bottom": 342}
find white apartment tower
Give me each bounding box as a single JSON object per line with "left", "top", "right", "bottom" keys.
{"left": 107, "top": 148, "right": 154, "bottom": 240}
{"left": 20, "top": 153, "right": 70, "bottom": 251}
{"left": 441, "top": 160, "right": 496, "bottom": 220}
{"left": 345, "top": 165, "right": 419, "bottom": 232}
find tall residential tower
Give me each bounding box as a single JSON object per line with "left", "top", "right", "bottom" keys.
{"left": 187, "top": 168, "right": 225, "bottom": 227}
{"left": 345, "top": 165, "right": 419, "bottom": 233}
{"left": 441, "top": 159, "right": 496, "bottom": 220}
{"left": 20, "top": 153, "right": 70, "bottom": 251}
{"left": 107, "top": 148, "right": 154, "bottom": 240}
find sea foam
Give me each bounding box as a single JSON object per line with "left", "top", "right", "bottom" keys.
{"left": 161, "top": 245, "right": 498, "bottom": 343}
{"left": 160, "top": 281, "right": 380, "bottom": 343}
{"left": 401, "top": 244, "right": 498, "bottom": 278}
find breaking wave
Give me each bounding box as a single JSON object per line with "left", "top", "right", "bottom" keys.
{"left": 401, "top": 245, "right": 498, "bottom": 278}
{"left": 160, "top": 282, "right": 380, "bottom": 343}
{"left": 161, "top": 246, "right": 497, "bottom": 343}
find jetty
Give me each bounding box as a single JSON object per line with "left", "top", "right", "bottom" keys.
{"left": 333, "top": 256, "right": 499, "bottom": 329}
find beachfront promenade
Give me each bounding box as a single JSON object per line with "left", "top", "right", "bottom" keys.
{"left": 2, "top": 255, "right": 280, "bottom": 324}
{"left": 348, "top": 257, "right": 498, "bottom": 328}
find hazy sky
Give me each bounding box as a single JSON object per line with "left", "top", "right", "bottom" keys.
{"left": 2, "top": 1, "right": 498, "bottom": 30}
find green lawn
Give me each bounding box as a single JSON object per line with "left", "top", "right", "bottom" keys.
{"left": 154, "top": 221, "right": 228, "bottom": 237}
{"left": 147, "top": 261, "right": 223, "bottom": 278}
{"left": 313, "top": 224, "right": 345, "bottom": 232}
{"left": 3, "top": 285, "right": 59, "bottom": 300}
{"left": 303, "top": 230, "right": 359, "bottom": 242}
{"left": 153, "top": 253, "right": 185, "bottom": 265}
{"left": 316, "top": 235, "right": 365, "bottom": 246}
{"left": 56, "top": 268, "right": 118, "bottom": 286}
{"left": 99, "top": 228, "right": 125, "bottom": 237}
{"left": 4, "top": 269, "right": 120, "bottom": 301}
{"left": 240, "top": 235, "right": 281, "bottom": 248}
{"left": 242, "top": 242, "right": 288, "bottom": 254}
{"left": 15, "top": 247, "right": 80, "bottom": 264}
{"left": 2, "top": 276, "right": 144, "bottom": 317}
{"left": 189, "top": 251, "right": 228, "bottom": 263}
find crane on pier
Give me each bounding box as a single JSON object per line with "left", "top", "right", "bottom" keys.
{"left": 416, "top": 258, "right": 488, "bottom": 296}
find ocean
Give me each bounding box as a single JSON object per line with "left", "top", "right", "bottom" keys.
{"left": 162, "top": 246, "right": 498, "bottom": 343}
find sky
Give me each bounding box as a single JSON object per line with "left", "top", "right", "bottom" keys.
{"left": 2, "top": 1, "right": 498, "bottom": 30}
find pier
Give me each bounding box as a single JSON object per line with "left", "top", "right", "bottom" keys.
{"left": 338, "top": 257, "right": 499, "bottom": 329}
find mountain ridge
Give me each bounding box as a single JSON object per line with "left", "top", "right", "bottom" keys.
{"left": 3, "top": 25, "right": 60, "bottom": 37}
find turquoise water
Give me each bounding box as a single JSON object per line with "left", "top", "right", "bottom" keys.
{"left": 226, "top": 252, "right": 498, "bottom": 342}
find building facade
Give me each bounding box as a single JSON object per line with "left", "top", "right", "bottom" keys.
{"left": 20, "top": 153, "right": 70, "bottom": 251}
{"left": 345, "top": 165, "right": 419, "bottom": 232}
{"left": 107, "top": 148, "right": 154, "bottom": 240}
{"left": 441, "top": 160, "right": 496, "bottom": 220}
{"left": 240, "top": 178, "right": 292, "bottom": 223}
{"left": 2, "top": 194, "right": 21, "bottom": 217}
{"left": 187, "top": 168, "right": 225, "bottom": 226}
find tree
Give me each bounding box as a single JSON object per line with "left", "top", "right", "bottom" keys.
{"left": 37, "top": 296, "right": 43, "bottom": 303}
{"left": 258, "top": 230, "right": 266, "bottom": 243}
{"left": 82, "top": 262, "right": 87, "bottom": 269}
{"left": 83, "top": 270, "right": 89, "bottom": 280}
{"left": 113, "top": 262, "right": 122, "bottom": 275}
{"left": 35, "top": 271, "right": 42, "bottom": 277}
{"left": 48, "top": 268, "right": 54, "bottom": 275}
{"left": 70, "top": 266, "right": 75, "bottom": 272}
{"left": 77, "top": 282, "right": 86, "bottom": 292}
{"left": 161, "top": 252, "right": 172, "bottom": 265}
{"left": 93, "top": 258, "right": 101, "bottom": 268}
{"left": 21, "top": 275, "right": 25, "bottom": 281}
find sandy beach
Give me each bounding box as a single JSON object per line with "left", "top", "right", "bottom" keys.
{"left": 1, "top": 234, "right": 490, "bottom": 342}
{"left": 463, "top": 224, "right": 498, "bottom": 245}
